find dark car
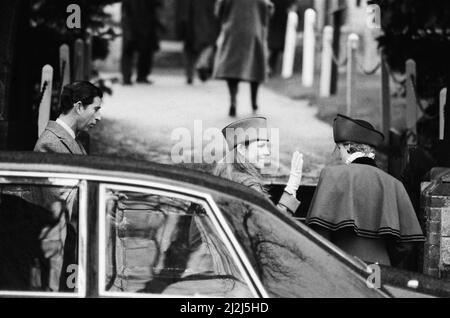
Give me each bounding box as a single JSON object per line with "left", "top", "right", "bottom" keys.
{"left": 0, "top": 152, "right": 448, "bottom": 298}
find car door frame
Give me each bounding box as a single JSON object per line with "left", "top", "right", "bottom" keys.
{"left": 95, "top": 181, "right": 269, "bottom": 298}
{"left": 0, "top": 172, "right": 88, "bottom": 298}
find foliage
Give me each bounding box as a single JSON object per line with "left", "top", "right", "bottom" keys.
{"left": 371, "top": 0, "right": 450, "bottom": 98}
{"left": 29, "top": 0, "right": 119, "bottom": 60}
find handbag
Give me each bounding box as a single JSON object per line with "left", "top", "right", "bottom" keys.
{"left": 195, "top": 45, "right": 216, "bottom": 82}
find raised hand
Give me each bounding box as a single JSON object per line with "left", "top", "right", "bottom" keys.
{"left": 285, "top": 151, "right": 303, "bottom": 195}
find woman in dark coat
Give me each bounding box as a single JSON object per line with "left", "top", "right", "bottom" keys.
{"left": 213, "top": 0, "right": 274, "bottom": 117}
{"left": 267, "top": 0, "right": 297, "bottom": 74}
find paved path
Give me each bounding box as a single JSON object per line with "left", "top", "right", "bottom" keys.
{"left": 91, "top": 70, "right": 334, "bottom": 183}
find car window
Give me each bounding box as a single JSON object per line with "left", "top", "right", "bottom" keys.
{"left": 213, "top": 193, "right": 386, "bottom": 298}
{"left": 0, "top": 176, "right": 86, "bottom": 297}
{"left": 98, "top": 184, "right": 255, "bottom": 297}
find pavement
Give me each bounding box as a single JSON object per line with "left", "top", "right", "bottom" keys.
{"left": 90, "top": 69, "right": 334, "bottom": 184}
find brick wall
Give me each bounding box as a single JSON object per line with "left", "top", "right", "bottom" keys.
{"left": 422, "top": 169, "right": 450, "bottom": 279}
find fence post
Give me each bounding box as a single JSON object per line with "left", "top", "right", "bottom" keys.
{"left": 319, "top": 26, "right": 333, "bottom": 97}
{"left": 281, "top": 11, "right": 299, "bottom": 78}
{"left": 59, "top": 44, "right": 71, "bottom": 88}
{"left": 38, "top": 65, "right": 53, "bottom": 137}
{"left": 346, "top": 33, "right": 359, "bottom": 117}
{"left": 74, "top": 39, "right": 85, "bottom": 81}
{"left": 302, "top": 9, "right": 316, "bottom": 87}
{"left": 440, "top": 88, "right": 447, "bottom": 141}
{"left": 405, "top": 59, "right": 417, "bottom": 138}
{"left": 84, "top": 35, "right": 92, "bottom": 80}
{"left": 381, "top": 54, "right": 391, "bottom": 146}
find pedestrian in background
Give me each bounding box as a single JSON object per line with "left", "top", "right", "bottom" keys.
{"left": 268, "top": 0, "right": 298, "bottom": 76}
{"left": 121, "top": 0, "right": 164, "bottom": 85}
{"left": 175, "top": 0, "right": 220, "bottom": 85}
{"left": 213, "top": 0, "right": 274, "bottom": 117}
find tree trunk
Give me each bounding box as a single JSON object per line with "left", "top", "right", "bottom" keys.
{"left": 0, "top": 0, "right": 35, "bottom": 151}
{"left": 0, "top": 1, "right": 23, "bottom": 148}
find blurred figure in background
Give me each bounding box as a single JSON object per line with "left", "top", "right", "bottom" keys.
{"left": 268, "top": 0, "right": 298, "bottom": 76}
{"left": 213, "top": 0, "right": 274, "bottom": 117}
{"left": 176, "top": 0, "right": 220, "bottom": 85}
{"left": 121, "top": 0, "right": 164, "bottom": 85}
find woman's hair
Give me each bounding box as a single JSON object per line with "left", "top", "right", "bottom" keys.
{"left": 213, "top": 144, "right": 267, "bottom": 194}
{"left": 339, "top": 142, "right": 375, "bottom": 157}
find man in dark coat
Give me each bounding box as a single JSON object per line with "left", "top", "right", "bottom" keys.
{"left": 121, "top": 0, "right": 163, "bottom": 85}
{"left": 306, "top": 114, "right": 425, "bottom": 269}
{"left": 268, "top": 0, "right": 297, "bottom": 74}
{"left": 175, "top": 0, "right": 220, "bottom": 84}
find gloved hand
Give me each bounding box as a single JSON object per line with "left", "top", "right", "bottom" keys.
{"left": 285, "top": 151, "right": 303, "bottom": 195}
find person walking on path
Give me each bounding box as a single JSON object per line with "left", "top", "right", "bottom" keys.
{"left": 121, "top": 0, "right": 164, "bottom": 85}
{"left": 213, "top": 0, "right": 274, "bottom": 117}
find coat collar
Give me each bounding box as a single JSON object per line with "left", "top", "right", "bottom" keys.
{"left": 351, "top": 156, "right": 378, "bottom": 168}
{"left": 45, "top": 121, "right": 86, "bottom": 155}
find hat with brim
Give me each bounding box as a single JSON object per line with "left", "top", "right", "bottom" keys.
{"left": 222, "top": 117, "right": 269, "bottom": 150}
{"left": 333, "top": 114, "right": 384, "bottom": 147}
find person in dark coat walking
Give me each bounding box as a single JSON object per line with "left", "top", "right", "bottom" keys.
{"left": 121, "top": 0, "right": 163, "bottom": 85}
{"left": 213, "top": 0, "right": 274, "bottom": 117}
{"left": 175, "top": 0, "right": 220, "bottom": 84}
{"left": 268, "top": 0, "right": 297, "bottom": 75}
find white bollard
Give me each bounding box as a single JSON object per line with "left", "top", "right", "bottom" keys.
{"left": 440, "top": 88, "right": 447, "bottom": 141}
{"left": 363, "top": 22, "right": 381, "bottom": 74}
{"left": 302, "top": 9, "right": 316, "bottom": 87}
{"left": 281, "top": 11, "right": 299, "bottom": 78}
{"left": 38, "top": 65, "right": 54, "bottom": 137}
{"left": 74, "top": 39, "right": 85, "bottom": 81}
{"left": 319, "top": 26, "right": 333, "bottom": 97}
{"left": 346, "top": 33, "right": 359, "bottom": 116}
{"left": 59, "top": 44, "right": 71, "bottom": 88}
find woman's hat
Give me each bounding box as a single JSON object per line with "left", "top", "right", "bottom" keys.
{"left": 222, "top": 117, "right": 269, "bottom": 150}
{"left": 333, "top": 114, "right": 384, "bottom": 147}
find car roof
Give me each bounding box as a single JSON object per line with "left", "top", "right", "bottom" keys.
{"left": 0, "top": 151, "right": 277, "bottom": 212}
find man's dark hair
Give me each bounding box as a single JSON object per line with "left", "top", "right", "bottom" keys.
{"left": 59, "top": 81, "right": 103, "bottom": 115}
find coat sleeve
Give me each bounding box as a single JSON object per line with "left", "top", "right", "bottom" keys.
{"left": 277, "top": 191, "right": 300, "bottom": 215}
